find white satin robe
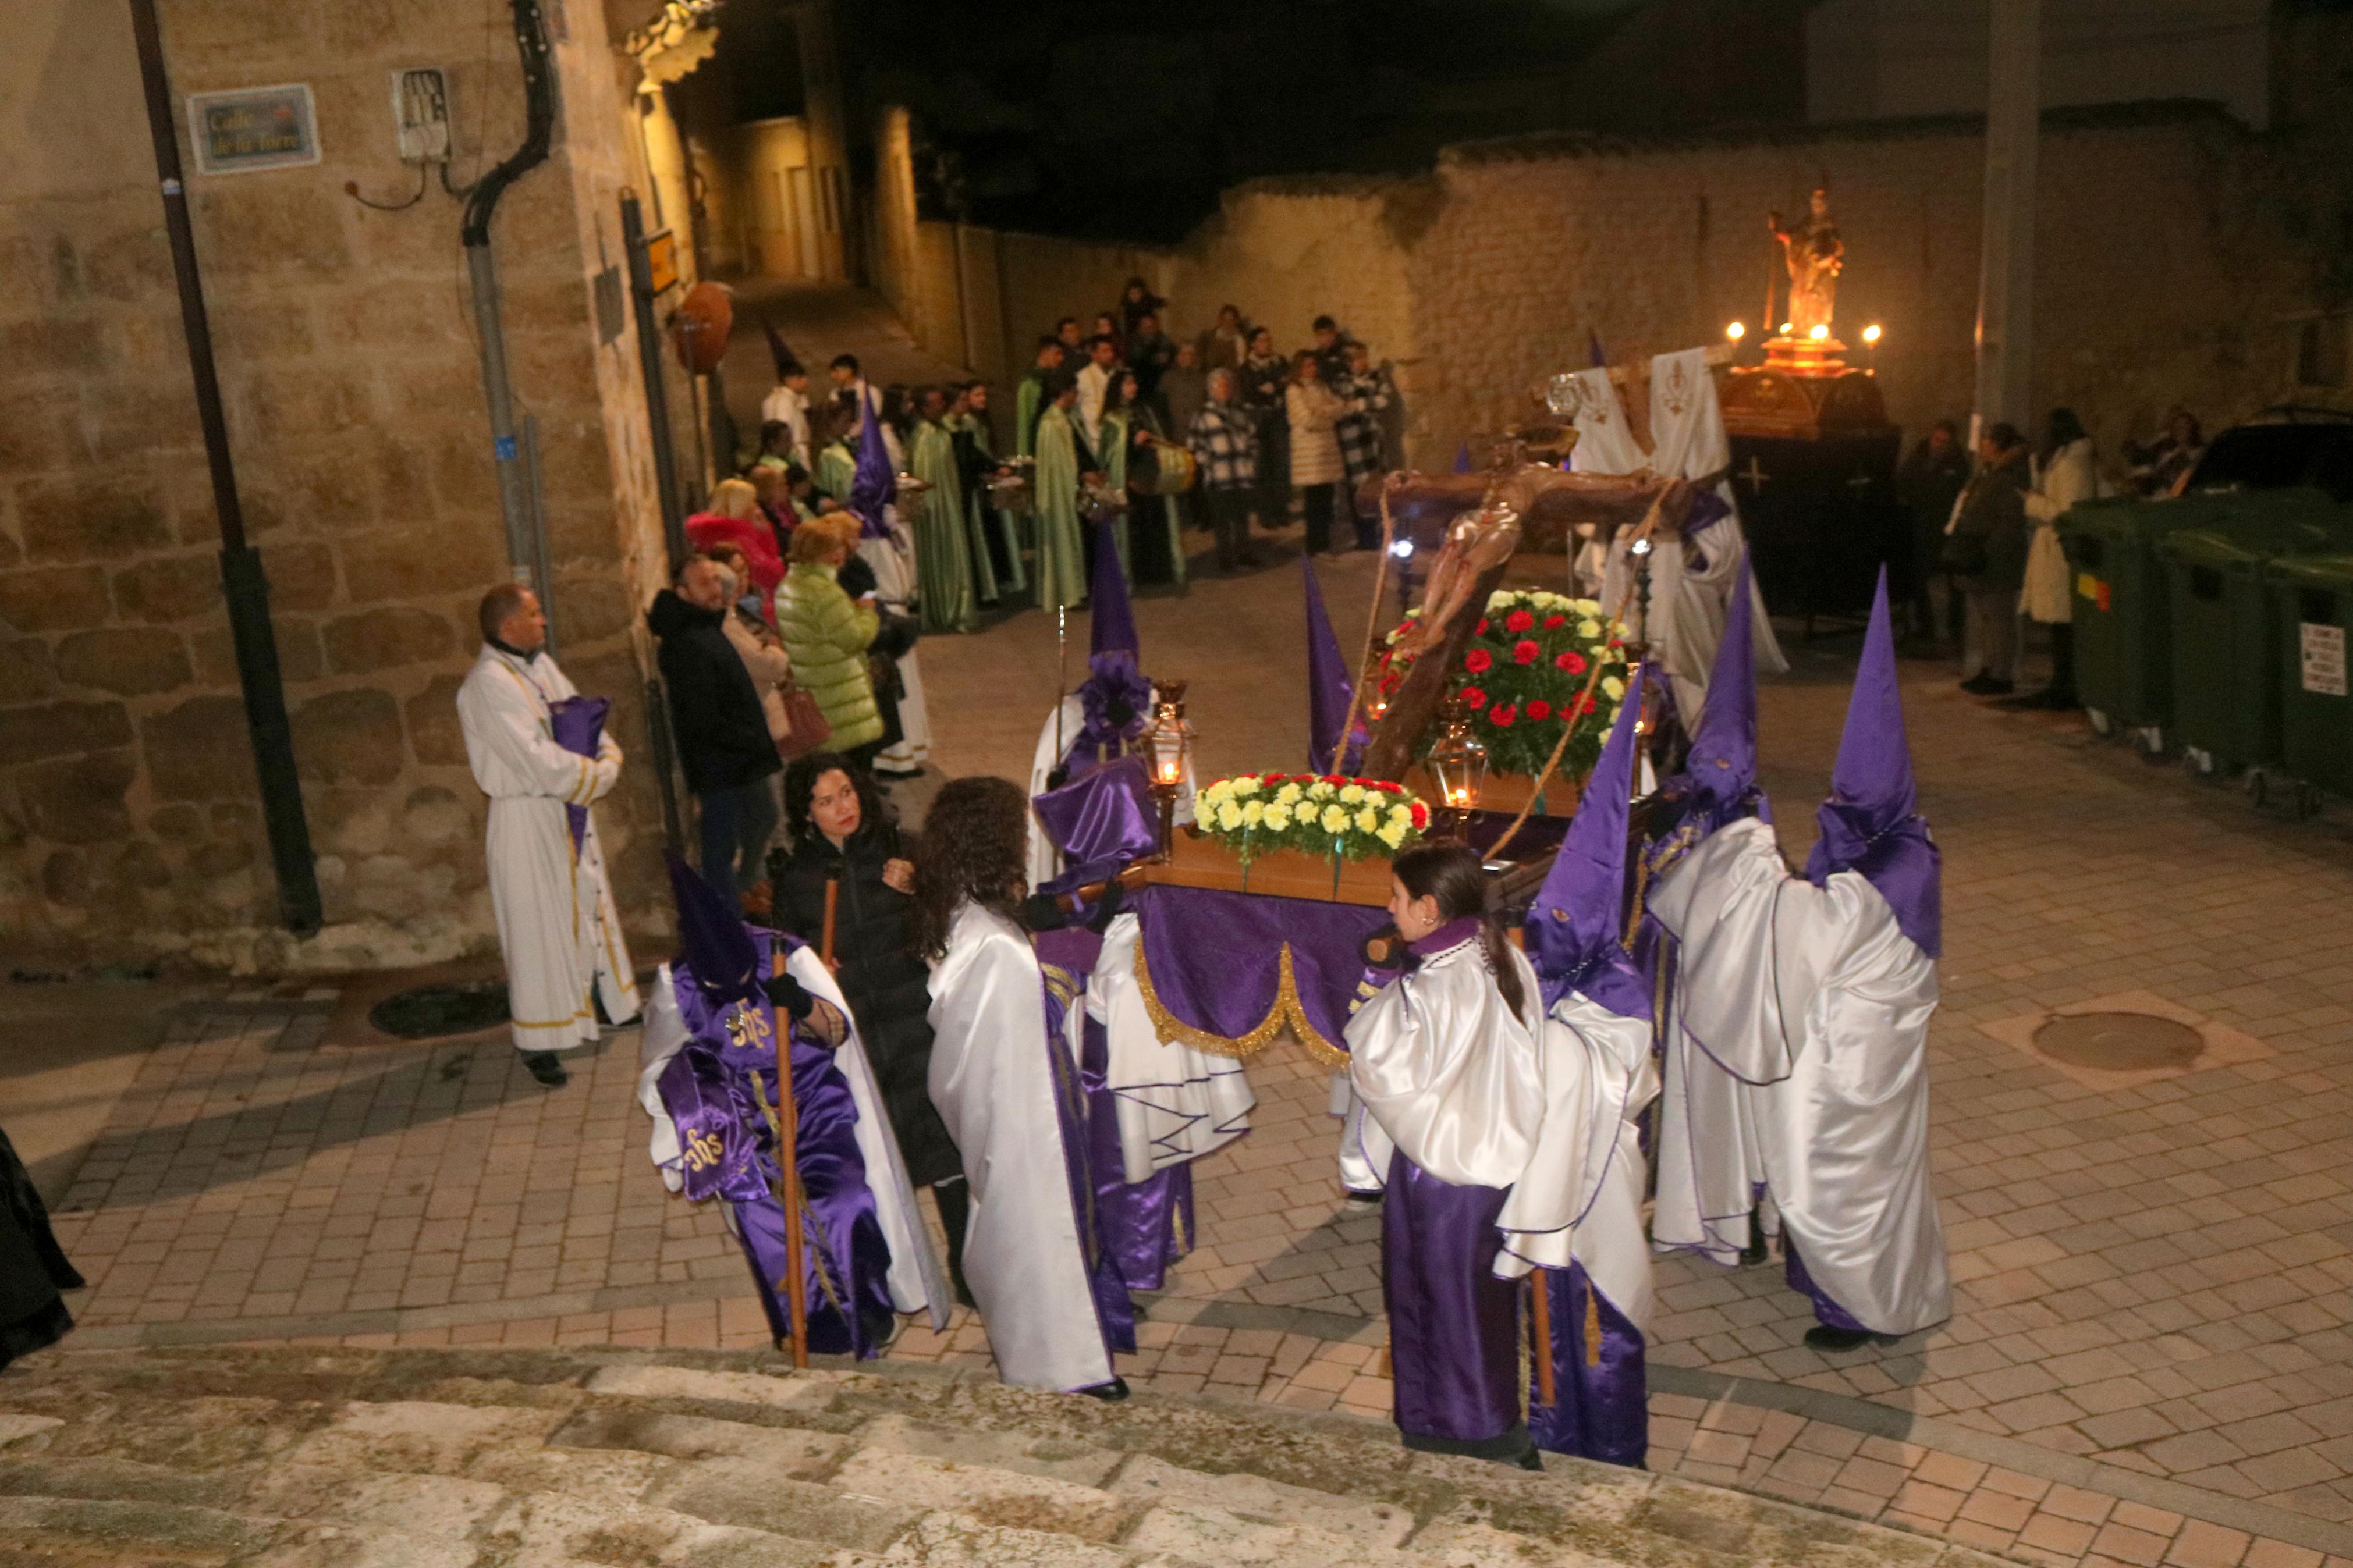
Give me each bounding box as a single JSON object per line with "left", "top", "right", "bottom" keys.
{"left": 455, "top": 645, "right": 638, "bottom": 1053}
{"left": 1646, "top": 817, "right": 1951, "bottom": 1335}
{"left": 1088, "top": 912, "right": 1253, "bottom": 1181}
{"left": 1495, "top": 994, "right": 1659, "bottom": 1335}
{"left": 860, "top": 523, "right": 932, "bottom": 774}
{"left": 1346, "top": 934, "right": 1547, "bottom": 1194}
{"left": 634, "top": 951, "right": 951, "bottom": 1328}
{"left": 926, "top": 901, "right": 1116, "bottom": 1392}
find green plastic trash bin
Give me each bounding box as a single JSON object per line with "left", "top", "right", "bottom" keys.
{"left": 2157, "top": 515, "right": 2347, "bottom": 774}
{"left": 2270, "top": 552, "right": 2353, "bottom": 802}
{"left": 2058, "top": 496, "right": 2218, "bottom": 746}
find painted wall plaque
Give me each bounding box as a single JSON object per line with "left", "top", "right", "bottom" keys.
{"left": 187, "top": 83, "right": 321, "bottom": 176}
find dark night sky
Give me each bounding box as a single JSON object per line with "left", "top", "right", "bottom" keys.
{"left": 833, "top": 0, "right": 1642, "bottom": 242}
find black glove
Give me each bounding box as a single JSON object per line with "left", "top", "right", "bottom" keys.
{"left": 1103, "top": 696, "right": 1137, "bottom": 729}
{"left": 762, "top": 971, "right": 814, "bottom": 1021}
{"left": 1081, "top": 878, "right": 1127, "bottom": 933}
{"left": 1045, "top": 765, "right": 1070, "bottom": 791}
{"left": 1021, "top": 892, "right": 1071, "bottom": 932}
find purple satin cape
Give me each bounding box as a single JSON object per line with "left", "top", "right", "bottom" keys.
{"left": 668, "top": 931, "right": 895, "bottom": 1357}
{"left": 549, "top": 695, "right": 608, "bottom": 859}
{"left": 1039, "top": 964, "right": 1138, "bottom": 1360}
{"left": 1528, "top": 1261, "right": 1649, "bottom": 1467}
{"left": 1383, "top": 1150, "right": 1531, "bottom": 1458}
{"left": 1080, "top": 1012, "right": 1194, "bottom": 1292}
{"left": 1784, "top": 1242, "right": 1867, "bottom": 1333}
{"left": 1033, "top": 754, "right": 1160, "bottom": 895}
{"left": 1133, "top": 886, "right": 1387, "bottom": 1053}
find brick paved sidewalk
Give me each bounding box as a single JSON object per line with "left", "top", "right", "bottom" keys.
{"left": 29, "top": 556, "right": 2353, "bottom": 1568}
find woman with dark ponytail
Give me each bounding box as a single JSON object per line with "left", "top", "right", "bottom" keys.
{"left": 1345, "top": 839, "right": 1548, "bottom": 1468}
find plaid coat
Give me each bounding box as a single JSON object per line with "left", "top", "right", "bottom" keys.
{"left": 1333, "top": 366, "right": 1394, "bottom": 492}
{"left": 1187, "top": 401, "right": 1259, "bottom": 492}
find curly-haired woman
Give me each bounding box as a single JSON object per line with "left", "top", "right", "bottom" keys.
{"left": 771, "top": 753, "right": 970, "bottom": 1300}
{"left": 911, "top": 776, "right": 1133, "bottom": 1398}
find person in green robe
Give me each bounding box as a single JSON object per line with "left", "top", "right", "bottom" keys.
{"left": 1108, "top": 370, "right": 1188, "bottom": 591}
{"left": 1031, "top": 371, "right": 1089, "bottom": 611}
{"left": 949, "top": 381, "right": 1023, "bottom": 601}
{"left": 908, "top": 387, "right": 977, "bottom": 634}
{"left": 1014, "top": 337, "right": 1064, "bottom": 460}
{"left": 1096, "top": 376, "right": 1138, "bottom": 586}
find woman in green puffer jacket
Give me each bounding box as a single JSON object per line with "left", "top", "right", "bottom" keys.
{"left": 776, "top": 515, "right": 885, "bottom": 756}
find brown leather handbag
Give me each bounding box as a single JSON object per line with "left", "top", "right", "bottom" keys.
{"left": 773, "top": 680, "right": 832, "bottom": 761}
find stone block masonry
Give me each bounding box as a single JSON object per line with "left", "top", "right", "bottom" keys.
{"left": 1, "top": 0, "right": 677, "bottom": 973}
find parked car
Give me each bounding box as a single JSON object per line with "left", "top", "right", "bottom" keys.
{"left": 2182, "top": 406, "right": 2353, "bottom": 502}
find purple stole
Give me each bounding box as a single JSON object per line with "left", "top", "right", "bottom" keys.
{"left": 1038, "top": 959, "right": 1138, "bottom": 1359}
{"left": 548, "top": 695, "right": 608, "bottom": 859}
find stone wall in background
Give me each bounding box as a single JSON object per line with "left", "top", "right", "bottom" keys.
{"left": 0, "top": 0, "right": 673, "bottom": 974}
{"left": 868, "top": 101, "right": 2334, "bottom": 475}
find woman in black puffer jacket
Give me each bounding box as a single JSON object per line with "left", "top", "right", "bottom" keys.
{"left": 768, "top": 753, "right": 971, "bottom": 1301}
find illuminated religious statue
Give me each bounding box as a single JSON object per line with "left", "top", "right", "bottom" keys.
{"left": 1769, "top": 186, "right": 1844, "bottom": 340}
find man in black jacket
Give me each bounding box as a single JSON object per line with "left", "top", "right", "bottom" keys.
{"left": 648, "top": 554, "right": 782, "bottom": 904}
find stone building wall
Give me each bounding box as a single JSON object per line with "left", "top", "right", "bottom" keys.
{"left": 0, "top": 0, "right": 675, "bottom": 973}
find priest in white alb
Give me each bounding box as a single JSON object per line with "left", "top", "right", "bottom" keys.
{"left": 455, "top": 583, "right": 638, "bottom": 1087}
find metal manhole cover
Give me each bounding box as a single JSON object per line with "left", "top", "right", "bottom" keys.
{"left": 368, "top": 982, "right": 510, "bottom": 1040}
{"left": 2033, "top": 1011, "right": 2203, "bottom": 1072}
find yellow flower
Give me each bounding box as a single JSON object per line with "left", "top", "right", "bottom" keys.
{"left": 1241, "top": 800, "right": 1265, "bottom": 827}
{"left": 1233, "top": 777, "right": 1260, "bottom": 797}
{"left": 1202, "top": 780, "right": 1233, "bottom": 806}
{"left": 1388, "top": 804, "right": 1412, "bottom": 829}
{"left": 1378, "top": 820, "right": 1409, "bottom": 849}
{"left": 1574, "top": 598, "right": 1602, "bottom": 616}
{"left": 1319, "top": 804, "right": 1349, "bottom": 833}
{"left": 1487, "top": 589, "right": 1513, "bottom": 610}
{"left": 1601, "top": 675, "right": 1626, "bottom": 700}
{"left": 1263, "top": 803, "right": 1291, "bottom": 830}
{"left": 1339, "top": 784, "right": 1366, "bottom": 805}
{"left": 1578, "top": 619, "right": 1602, "bottom": 639}
{"left": 1275, "top": 783, "right": 1303, "bottom": 806}
{"left": 1217, "top": 801, "right": 1244, "bottom": 831}
{"left": 1355, "top": 805, "right": 1381, "bottom": 833}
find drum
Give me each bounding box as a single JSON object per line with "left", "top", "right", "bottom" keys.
{"left": 1135, "top": 438, "right": 1197, "bottom": 496}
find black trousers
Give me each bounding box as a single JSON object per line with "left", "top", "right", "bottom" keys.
{"left": 1300, "top": 483, "right": 1336, "bottom": 555}
{"left": 1207, "top": 488, "right": 1255, "bottom": 567}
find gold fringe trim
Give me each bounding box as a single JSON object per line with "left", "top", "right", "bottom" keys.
{"left": 1134, "top": 941, "right": 1352, "bottom": 1068}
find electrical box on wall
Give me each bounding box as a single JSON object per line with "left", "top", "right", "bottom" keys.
{"left": 391, "top": 68, "right": 450, "bottom": 164}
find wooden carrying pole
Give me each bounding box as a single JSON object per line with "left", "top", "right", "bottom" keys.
{"left": 771, "top": 942, "right": 811, "bottom": 1368}
{"left": 1531, "top": 1274, "right": 1557, "bottom": 1407}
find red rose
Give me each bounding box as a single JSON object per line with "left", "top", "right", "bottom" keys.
{"left": 1555, "top": 650, "right": 1586, "bottom": 675}
{"left": 1461, "top": 685, "right": 1487, "bottom": 710}
{"left": 1525, "top": 699, "right": 1552, "bottom": 721}
{"left": 1475, "top": 618, "right": 1489, "bottom": 635}
{"left": 1323, "top": 775, "right": 1344, "bottom": 786}
{"left": 1378, "top": 781, "right": 1403, "bottom": 794}
{"left": 1513, "top": 639, "right": 1540, "bottom": 665}
{"left": 1504, "top": 609, "right": 1535, "bottom": 633}
{"left": 1543, "top": 614, "right": 1566, "bottom": 630}
{"left": 1490, "top": 704, "right": 1517, "bottom": 727}
{"left": 1464, "top": 648, "right": 1493, "bottom": 674}
{"left": 1408, "top": 801, "right": 1430, "bottom": 829}
{"left": 1264, "top": 773, "right": 1286, "bottom": 783}
{"left": 1380, "top": 673, "right": 1399, "bottom": 694}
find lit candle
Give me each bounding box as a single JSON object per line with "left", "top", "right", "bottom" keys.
{"left": 1724, "top": 321, "right": 1745, "bottom": 341}
{"left": 1808, "top": 324, "right": 1830, "bottom": 342}
{"left": 1862, "top": 323, "right": 1883, "bottom": 344}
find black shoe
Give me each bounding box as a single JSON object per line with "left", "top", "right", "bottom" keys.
{"left": 1075, "top": 1377, "right": 1130, "bottom": 1402}
{"left": 1958, "top": 671, "right": 2001, "bottom": 694}
{"left": 1344, "top": 1189, "right": 1382, "bottom": 1207}
{"left": 1804, "top": 1325, "right": 1899, "bottom": 1352}
{"left": 521, "top": 1051, "right": 569, "bottom": 1088}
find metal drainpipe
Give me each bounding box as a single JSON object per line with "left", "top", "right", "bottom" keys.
{"left": 461, "top": 0, "right": 556, "bottom": 618}
{"left": 125, "top": 0, "right": 322, "bottom": 937}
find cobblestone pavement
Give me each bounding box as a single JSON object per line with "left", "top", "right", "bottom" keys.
{"left": 31, "top": 547, "right": 2353, "bottom": 1568}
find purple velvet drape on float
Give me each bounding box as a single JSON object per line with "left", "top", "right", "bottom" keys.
{"left": 670, "top": 930, "right": 896, "bottom": 1357}
{"left": 1039, "top": 966, "right": 1138, "bottom": 1358}
{"left": 1131, "top": 886, "right": 1386, "bottom": 1046}
{"left": 1784, "top": 1242, "right": 1866, "bottom": 1333}
{"left": 548, "top": 696, "right": 608, "bottom": 859}
{"left": 1383, "top": 1151, "right": 1525, "bottom": 1450}
{"left": 1528, "top": 1261, "right": 1650, "bottom": 1467}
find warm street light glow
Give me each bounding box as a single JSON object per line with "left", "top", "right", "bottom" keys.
{"left": 1862, "top": 323, "right": 1883, "bottom": 343}
{"left": 1808, "top": 324, "right": 1830, "bottom": 341}
{"left": 1725, "top": 321, "right": 1745, "bottom": 341}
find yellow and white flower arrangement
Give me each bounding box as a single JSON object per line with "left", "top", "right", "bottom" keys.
{"left": 1194, "top": 772, "right": 1432, "bottom": 866}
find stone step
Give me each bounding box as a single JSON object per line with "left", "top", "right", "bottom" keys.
{"left": 0, "top": 1347, "right": 2016, "bottom": 1568}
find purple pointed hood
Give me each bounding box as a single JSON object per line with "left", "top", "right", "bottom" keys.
{"left": 1303, "top": 556, "right": 1360, "bottom": 774}
{"left": 1676, "top": 547, "right": 1772, "bottom": 834}
{"left": 1451, "top": 443, "right": 1473, "bottom": 474}
{"left": 666, "top": 851, "right": 761, "bottom": 1006}
{"left": 764, "top": 319, "right": 801, "bottom": 379}
{"left": 1588, "top": 329, "right": 1608, "bottom": 369}
{"left": 1089, "top": 517, "right": 1138, "bottom": 659}
{"left": 847, "top": 387, "right": 895, "bottom": 539}
{"left": 1525, "top": 666, "right": 1652, "bottom": 1021}
{"left": 1805, "top": 569, "right": 1941, "bottom": 957}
